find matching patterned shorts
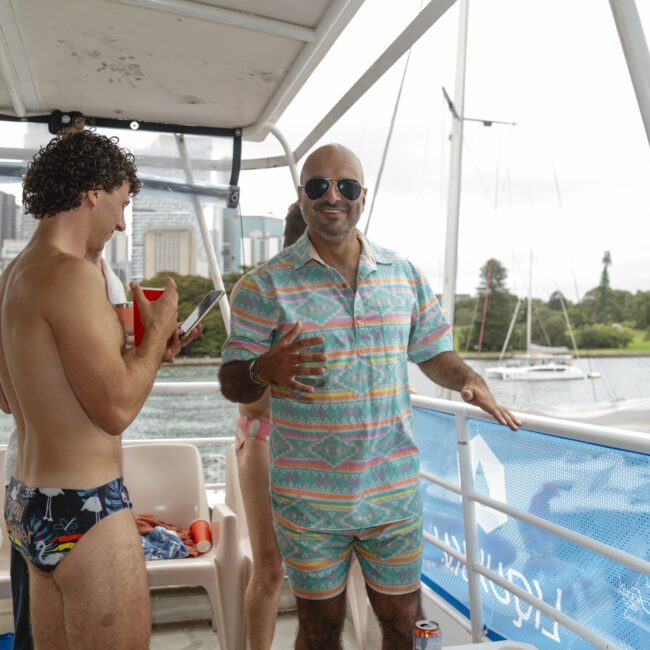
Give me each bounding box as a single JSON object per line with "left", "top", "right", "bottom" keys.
{"left": 273, "top": 512, "right": 423, "bottom": 600}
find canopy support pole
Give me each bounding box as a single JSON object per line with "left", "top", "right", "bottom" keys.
{"left": 175, "top": 134, "right": 231, "bottom": 334}
{"left": 609, "top": 0, "right": 650, "bottom": 145}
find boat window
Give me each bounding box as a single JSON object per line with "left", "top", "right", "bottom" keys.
{"left": 1, "top": 121, "right": 238, "bottom": 280}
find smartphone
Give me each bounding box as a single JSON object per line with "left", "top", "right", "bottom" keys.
{"left": 180, "top": 290, "right": 225, "bottom": 338}
{"left": 133, "top": 287, "right": 165, "bottom": 347}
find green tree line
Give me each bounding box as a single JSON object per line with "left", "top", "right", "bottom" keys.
{"left": 138, "top": 252, "right": 650, "bottom": 356}
{"left": 134, "top": 270, "right": 244, "bottom": 358}
{"left": 456, "top": 256, "right": 650, "bottom": 352}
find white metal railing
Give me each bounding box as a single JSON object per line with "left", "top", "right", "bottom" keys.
{"left": 411, "top": 393, "right": 650, "bottom": 649}
{"left": 3, "top": 381, "right": 647, "bottom": 647}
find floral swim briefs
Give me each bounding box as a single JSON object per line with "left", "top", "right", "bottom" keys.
{"left": 4, "top": 476, "right": 132, "bottom": 573}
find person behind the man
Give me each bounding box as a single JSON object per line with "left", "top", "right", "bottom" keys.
{"left": 219, "top": 143, "right": 520, "bottom": 650}
{"left": 0, "top": 129, "right": 185, "bottom": 649}
{"left": 234, "top": 201, "right": 305, "bottom": 650}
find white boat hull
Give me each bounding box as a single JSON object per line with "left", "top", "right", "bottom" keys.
{"left": 485, "top": 364, "right": 586, "bottom": 381}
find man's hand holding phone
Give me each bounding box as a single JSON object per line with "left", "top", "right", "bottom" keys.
{"left": 161, "top": 323, "right": 202, "bottom": 364}
{"left": 161, "top": 289, "right": 223, "bottom": 362}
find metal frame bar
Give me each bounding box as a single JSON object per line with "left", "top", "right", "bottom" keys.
{"left": 468, "top": 488, "right": 649, "bottom": 575}
{"left": 416, "top": 398, "right": 647, "bottom": 648}
{"left": 0, "top": 147, "right": 233, "bottom": 173}
{"left": 245, "top": 0, "right": 364, "bottom": 138}
{"left": 3, "top": 387, "right": 644, "bottom": 645}
{"left": 421, "top": 581, "right": 475, "bottom": 635}
{"left": 293, "top": 0, "right": 457, "bottom": 161}
{"left": 229, "top": 129, "right": 243, "bottom": 188}
{"left": 175, "top": 134, "right": 231, "bottom": 334}
{"left": 473, "top": 563, "right": 617, "bottom": 649}
{"left": 441, "top": 0, "right": 469, "bottom": 330}
{"left": 262, "top": 123, "right": 299, "bottom": 189}
{"left": 412, "top": 394, "right": 650, "bottom": 454}
{"left": 103, "top": 0, "right": 317, "bottom": 43}
{"left": 0, "top": 110, "right": 240, "bottom": 139}
{"left": 239, "top": 0, "right": 458, "bottom": 161}
{"left": 456, "top": 407, "right": 485, "bottom": 642}
{"left": 609, "top": 0, "right": 650, "bottom": 145}
{"left": 422, "top": 468, "right": 650, "bottom": 574}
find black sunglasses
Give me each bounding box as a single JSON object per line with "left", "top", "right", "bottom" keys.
{"left": 302, "top": 177, "right": 363, "bottom": 201}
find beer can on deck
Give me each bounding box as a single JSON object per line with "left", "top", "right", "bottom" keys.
{"left": 412, "top": 619, "right": 442, "bottom": 649}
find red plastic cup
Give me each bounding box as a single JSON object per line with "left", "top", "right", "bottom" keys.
{"left": 133, "top": 287, "right": 164, "bottom": 347}
{"left": 189, "top": 519, "right": 212, "bottom": 553}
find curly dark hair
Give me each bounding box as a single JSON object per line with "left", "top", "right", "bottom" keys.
{"left": 23, "top": 129, "right": 141, "bottom": 219}
{"left": 283, "top": 201, "right": 306, "bottom": 248}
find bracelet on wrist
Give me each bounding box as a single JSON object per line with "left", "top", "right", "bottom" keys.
{"left": 248, "top": 357, "right": 267, "bottom": 387}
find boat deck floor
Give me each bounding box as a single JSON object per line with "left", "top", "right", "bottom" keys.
{"left": 148, "top": 585, "right": 370, "bottom": 648}
{"left": 151, "top": 610, "right": 364, "bottom": 649}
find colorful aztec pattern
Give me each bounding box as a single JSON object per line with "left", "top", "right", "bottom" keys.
{"left": 222, "top": 232, "right": 452, "bottom": 531}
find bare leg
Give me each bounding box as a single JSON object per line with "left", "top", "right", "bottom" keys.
{"left": 28, "top": 565, "right": 67, "bottom": 650}
{"left": 295, "top": 591, "right": 347, "bottom": 650}
{"left": 32, "top": 509, "right": 150, "bottom": 650}
{"left": 366, "top": 585, "right": 422, "bottom": 650}
{"left": 239, "top": 439, "right": 285, "bottom": 650}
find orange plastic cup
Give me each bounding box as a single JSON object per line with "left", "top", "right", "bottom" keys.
{"left": 113, "top": 302, "right": 134, "bottom": 335}
{"left": 189, "top": 519, "right": 212, "bottom": 553}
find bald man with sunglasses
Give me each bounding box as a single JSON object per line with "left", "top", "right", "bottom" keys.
{"left": 220, "top": 143, "right": 520, "bottom": 650}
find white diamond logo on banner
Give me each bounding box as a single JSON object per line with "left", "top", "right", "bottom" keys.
{"left": 469, "top": 434, "right": 508, "bottom": 533}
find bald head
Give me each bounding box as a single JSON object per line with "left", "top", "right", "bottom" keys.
{"left": 297, "top": 143, "right": 367, "bottom": 246}
{"left": 299, "top": 144, "right": 364, "bottom": 185}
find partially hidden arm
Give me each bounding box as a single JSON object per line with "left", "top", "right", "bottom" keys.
{"left": 0, "top": 383, "right": 10, "bottom": 414}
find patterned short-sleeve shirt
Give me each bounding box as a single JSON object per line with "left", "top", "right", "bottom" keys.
{"left": 222, "top": 232, "right": 452, "bottom": 532}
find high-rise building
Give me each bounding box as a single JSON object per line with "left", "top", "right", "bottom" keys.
{"left": 131, "top": 197, "right": 198, "bottom": 281}
{"left": 0, "top": 191, "right": 17, "bottom": 247}
{"left": 143, "top": 228, "right": 196, "bottom": 278}
{"left": 131, "top": 134, "right": 226, "bottom": 281}
{"left": 224, "top": 213, "right": 284, "bottom": 272}
{"left": 17, "top": 205, "right": 37, "bottom": 241}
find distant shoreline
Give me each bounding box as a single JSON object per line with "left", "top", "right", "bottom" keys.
{"left": 174, "top": 349, "right": 650, "bottom": 366}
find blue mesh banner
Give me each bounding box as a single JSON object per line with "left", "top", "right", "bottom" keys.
{"left": 413, "top": 406, "right": 650, "bottom": 650}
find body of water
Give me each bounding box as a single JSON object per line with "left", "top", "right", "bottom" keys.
{"left": 410, "top": 356, "right": 650, "bottom": 412}
{"left": 2, "top": 357, "right": 648, "bottom": 482}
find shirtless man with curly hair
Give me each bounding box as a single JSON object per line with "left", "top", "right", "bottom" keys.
{"left": 0, "top": 129, "right": 193, "bottom": 649}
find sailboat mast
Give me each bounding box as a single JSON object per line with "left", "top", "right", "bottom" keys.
{"left": 441, "top": 0, "right": 469, "bottom": 329}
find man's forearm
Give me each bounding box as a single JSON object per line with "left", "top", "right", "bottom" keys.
{"left": 418, "top": 351, "right": 484, "bottom": 392}
{"left": 219, "top": 360, "right": 267, "bottom": 403}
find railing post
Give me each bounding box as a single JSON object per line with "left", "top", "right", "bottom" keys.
{"left": 455, "top": 408, "right": 485, "bottom": 642}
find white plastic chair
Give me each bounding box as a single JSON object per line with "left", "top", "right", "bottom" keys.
{"left": 123, "top": 443, "right": 246, "bottom": 650}
{"left": 225, "top": 444, "right": 369, "bottom": 649}
{"left": 0, "top": 448, "right": 11, "bottom": 600}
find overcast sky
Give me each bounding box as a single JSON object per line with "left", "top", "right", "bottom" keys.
{"left": 239, "top": 0, "right": 650, "bottom": 302}
{"left": 1, "top": 1, "right": 648, "bottom": 303}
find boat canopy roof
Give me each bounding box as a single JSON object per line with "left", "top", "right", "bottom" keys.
{"left": 0, "top": 0, "right": 364, "bottom": 140}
